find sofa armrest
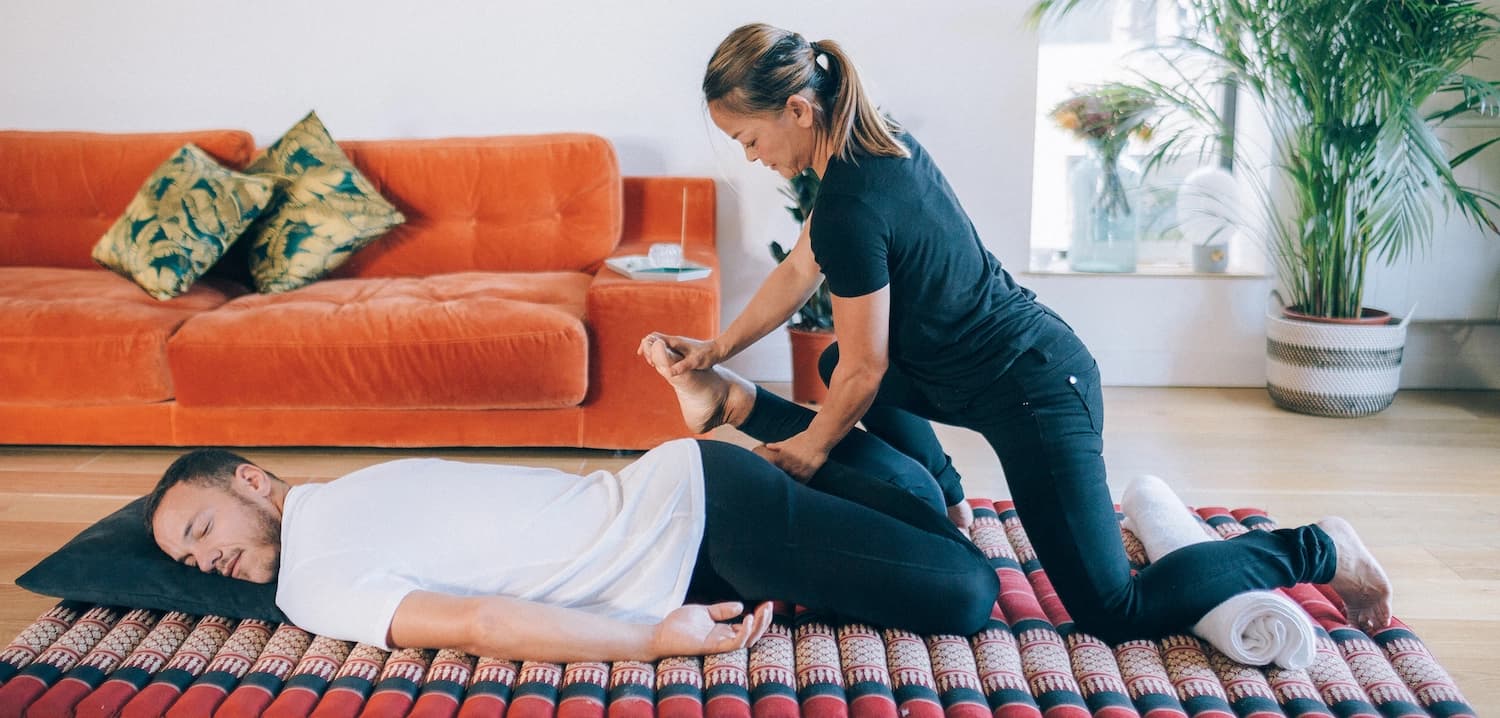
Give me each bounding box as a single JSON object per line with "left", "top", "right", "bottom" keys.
{"left": 582, "top": 243, "right": 721, "bottom": 448}
{"left": 621, "top": 177, "right": 716, "bottom": 250}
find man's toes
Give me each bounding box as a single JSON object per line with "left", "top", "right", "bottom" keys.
{"left": 647, "top": 341, "right": 678, "bottom": 375}
{"left": 1349, "top": 603, "right": 1391, "bottom": 633}
{"left": 947, "top": 502, "right": 974, "bottom": 530}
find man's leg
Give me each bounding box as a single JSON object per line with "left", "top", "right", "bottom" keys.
{"left": 644, "top": 338, "right": 947, "bottom": 514}
{"left": 689, "top": 440, "right": 997, "bottom": 635}
{"left": 818, "top": 343, "right": 966, "bottom": 509}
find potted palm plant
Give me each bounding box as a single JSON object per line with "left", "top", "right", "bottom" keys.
{"left": 1033, "top": 0, "right": 1500, "bottom": 416}
{"left": 776, "top": 168, "right": 835, "bottom": 403}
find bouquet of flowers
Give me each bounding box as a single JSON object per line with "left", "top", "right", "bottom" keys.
{"left": 1050, "top": 83, "right": 1156, "bottom": 155}
{"left": 1050, "top": 84, "right": 1156, "bottom": 219}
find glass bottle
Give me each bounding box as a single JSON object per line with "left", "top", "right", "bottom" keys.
{"left": 1068, "top": 146, "right": 1140, "bottom": 273}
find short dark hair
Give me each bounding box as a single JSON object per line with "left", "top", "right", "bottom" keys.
{"left": 143, "top": 449, "right": 270, "bottom": 533}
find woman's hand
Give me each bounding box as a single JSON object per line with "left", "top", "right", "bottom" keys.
{"left": 637, "top": 333, "right": 723, "bottom": 376}
{"left": 763, "top": 432, "right": 830, "bottom": 482}
{"left": 650, "top": 601, "right": 773, "bottom": 657}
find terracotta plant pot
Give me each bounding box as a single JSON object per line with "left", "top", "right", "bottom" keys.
{"left": 1282, "top": 306, "right": 1392, "bottom": 325}
{"left": 787, "top": 327, "right": 836, "bottom": 405}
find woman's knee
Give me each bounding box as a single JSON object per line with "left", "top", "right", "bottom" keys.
{"left": 817, "top": 342, "right": 840, "bottom": 386}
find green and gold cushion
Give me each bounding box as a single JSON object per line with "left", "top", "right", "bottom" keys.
{"left": 92, "top": 144, "right": 278, "bottom": 300}
{"left": 242, "top": 111, "right": 405, "bottom": 293}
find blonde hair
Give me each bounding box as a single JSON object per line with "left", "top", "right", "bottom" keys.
{"left": 702, "top": 23, "right": 908, "bottom": 162}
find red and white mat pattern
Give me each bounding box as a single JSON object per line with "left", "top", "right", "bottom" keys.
{"left": 0, "top": 502, "right": 1474, "bottom": 718}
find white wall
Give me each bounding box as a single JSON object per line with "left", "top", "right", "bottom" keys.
{"left": 1024, "top": 273, "right": 1500, "bottom": 389}
{"left": 1, "top": 1, "right": 1493, "bottom": 388}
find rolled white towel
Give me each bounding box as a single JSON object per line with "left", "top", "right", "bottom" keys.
{"left": 1119, "top": 474, "right": 1216, "bottom": 558}
{"left": 1121, "top": 475, "right": 1316, "bottom": 670}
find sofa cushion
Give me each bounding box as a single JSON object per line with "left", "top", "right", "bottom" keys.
{"left": 0, "top": 267, "right": 247, "bottom": 404}
{"left": 329, "top": 134, "right": 622, "bottom": 278}
{"left": 0, "top": 130, "right": 256, "bottom": 269}
{"left": 92, "top": 144, "right": 279, "bottom": 300}
{"left": 169, "top": 271, "right": 592, "bottom": 409}
{"left": 241, "top": 111, "right": 406, "bottom": 294}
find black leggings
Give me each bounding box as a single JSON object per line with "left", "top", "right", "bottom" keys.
{"left": 818, "top": 330, "right": 1339, "bottom": 644}
{"left": 687, "top": 389, "right": 998, "bottom": 636}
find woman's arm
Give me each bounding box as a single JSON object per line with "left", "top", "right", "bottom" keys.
{"left": 765, "top": 286, "right": 891, "bottom": 480}
{"left": 389, "top": 591, "right": 773, "bottom": 663}
{"left": 646, "top": 221, "right": 824, "bottom": 374}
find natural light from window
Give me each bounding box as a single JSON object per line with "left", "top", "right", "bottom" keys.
{"left": 1030, "top": 0, "right": 1244, "bottom": 274}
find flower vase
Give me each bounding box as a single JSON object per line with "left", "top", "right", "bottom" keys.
{"left": 1068, "top": 149, "right": 1140, "bottom": 273}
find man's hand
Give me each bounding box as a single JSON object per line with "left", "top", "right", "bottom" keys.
{"left": 651, "top": 601, "right": 773, "bottom": 657}
{"left": 762, "top": 432, "right": 830, "bottom": 482}
{"left": 637, "top": 333, "right": 723, "bottom": 376}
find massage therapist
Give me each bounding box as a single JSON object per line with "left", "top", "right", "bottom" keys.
{"left": 641, "top": 23, "right": 1385, "bottom": 642}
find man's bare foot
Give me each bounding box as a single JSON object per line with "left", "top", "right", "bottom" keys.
{"left": 644, "top": 337, "right": 754, "bottom": 433}
{"left": 947, "top": 501, "right": 974, "bottom": 531}
{"left": 1317, "top": 516, "right": 1393, "bottom": 633}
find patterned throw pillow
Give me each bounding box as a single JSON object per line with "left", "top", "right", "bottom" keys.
{"left": 92, "top": 144, "right": 278, "bottom": 300}
{"left": 242, "top": 111, "right": 405, "bottom": 293}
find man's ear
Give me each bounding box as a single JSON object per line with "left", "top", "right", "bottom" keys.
{"left": 235, "top": 463, "right": 273, "bottom": 497}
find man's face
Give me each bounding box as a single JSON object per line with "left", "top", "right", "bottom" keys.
{"left": 151, "top": 466, "right": 282, "bottom": 584}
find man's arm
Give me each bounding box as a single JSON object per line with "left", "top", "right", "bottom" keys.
{"left": 388, "top": 591, "right": 774, "bottom": 662}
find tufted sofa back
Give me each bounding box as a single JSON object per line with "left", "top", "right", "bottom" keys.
{"left": 0, "top": 131, "right": 623, "bottom": 276}
{"left": 0, "top": 130, "right": 256, "bottom": 268}
{"left": 334, "top": 133, "right": 623, "bottom": 277}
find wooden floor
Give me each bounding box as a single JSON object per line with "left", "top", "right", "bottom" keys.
{"left": 1, "top": 387, "right": 1496, "bottom": 713}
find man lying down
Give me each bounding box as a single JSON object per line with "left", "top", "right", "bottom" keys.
{"left": 146, "top": 340, "right": 1392, "bottom": 664}
{"left": 143, "top": 343, "right": 1000, "bottom": 662}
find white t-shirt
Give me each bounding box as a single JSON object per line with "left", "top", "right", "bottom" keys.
{"left": 275, "top": 438, "right": 706, "bottom": 649}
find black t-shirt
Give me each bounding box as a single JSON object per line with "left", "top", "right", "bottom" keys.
{"left": 809, "top": 131, "right": 1061, "bottom": 391}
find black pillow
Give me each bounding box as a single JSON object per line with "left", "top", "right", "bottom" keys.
{"left": 16, "top": 496, "right": 287, "bottom": 623}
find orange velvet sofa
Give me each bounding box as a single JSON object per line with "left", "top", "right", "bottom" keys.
{"left": 0, "top": 129, "right": 719, "bottom": 449}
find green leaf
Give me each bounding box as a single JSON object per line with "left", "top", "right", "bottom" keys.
{"left": 1450, "top": 134, "right": 1500, "bottom": 168}
{"left": 1044, "top": 0, "right": 1500, "bottom": 317}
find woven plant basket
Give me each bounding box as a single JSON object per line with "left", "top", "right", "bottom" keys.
{"left": 1265, "top": 304, "right": 1414, "bottom": 417}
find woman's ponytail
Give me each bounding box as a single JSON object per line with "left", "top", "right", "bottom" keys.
{"left": 810, "top": 39, "right": 908, "bottom": 161}
{"left": 704, "top": 24, "right": 908, "bottom": 161}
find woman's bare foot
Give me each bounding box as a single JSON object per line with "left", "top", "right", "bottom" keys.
{"left": 1317, "top": 516, "right": 1393, "bottom": 633}
{"left": 643, "top": 337, "right": 754, "bottom": 433}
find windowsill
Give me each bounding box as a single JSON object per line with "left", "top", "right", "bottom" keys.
{"left": 1023, "top": 260, "right": 1269, "bottom": 279}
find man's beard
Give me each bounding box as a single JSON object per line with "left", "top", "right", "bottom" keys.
{"left": 233, "top": 492, "right": 283, "bottom": 577}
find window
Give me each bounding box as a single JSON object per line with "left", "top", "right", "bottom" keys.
{"left": 1030, "top": 0, "right": 1237, "bottom": 272}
